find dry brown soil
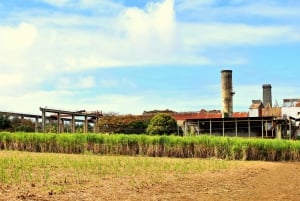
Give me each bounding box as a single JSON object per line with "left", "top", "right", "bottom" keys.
{"left": 1, "top": 162, "right": 300, "bottom": 201}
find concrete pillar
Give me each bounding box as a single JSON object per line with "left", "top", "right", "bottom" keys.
{"left": 209, "top": 119, "right": 212, "bottom": 136}
{"left": 49, "top": 119, "right": 52, "bottom": 133}
{"left": 84, "top": 115, "right": 88, "bottom": 133}
{"left": 35, "top": 117, "right": 39, "bottom": 133}
{"left": 94, "top": 118, "right": 98, "bottom": 133}
{"left": 282, "top": 121, "right": 287, "bottom": 138}
{"left": 289, "top": 117, "right": 292, "bottom": 139}
{"left": 261, "top": 119, "right": 264, "bottom": 139}
{"left": 42, "top": 110, "right": 46, "bottom": 133}
{"left": 276, "top": 124, "right": 282, "bottom": 139}
{"left": 21, "top": 115, "right": 24, "bottom": 128}
{"left": 197, "top": 120, "right": 200, "bottom": 135}
{"left": 71, "top": 114, "right": 75, "bottom": 133}
{"left": 248, "top": 118, "right": 251, "bottom": 137}
{"left": 222, "top": 119, "right": 225, "bottom": 137}
{"left": 61, "top": 119, "right": 64, "bottom": 133}
{"left": 184, "top": 121, "right": 187, "bottom": 136}
{"left": 95, "top": 117, "right": 99, "bottom": 133}
{"left": 57, "top": 112, "right": 60, "bottom": 133}
{"left": 235, "top": 118, "right": 238, "bottom": 137}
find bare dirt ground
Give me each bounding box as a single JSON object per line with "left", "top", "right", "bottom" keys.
{"left": 1, "top": 162, "right": 300, "bottom": 201}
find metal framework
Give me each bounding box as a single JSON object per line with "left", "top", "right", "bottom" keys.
{"left": 40, "top": 107, "right": 102, "bottom": 133}
{"left": 0, "top": 107, "right": 102, "bottom": 133}
{"left": 183, "top": 116, "right": 282, "bottom": 138}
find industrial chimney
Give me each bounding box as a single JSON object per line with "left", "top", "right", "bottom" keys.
{"left": 221, "top": 70, "right": 234, "bottom": 118}
{"left": 262, "top": 84, "right": 272, "bottom": 107}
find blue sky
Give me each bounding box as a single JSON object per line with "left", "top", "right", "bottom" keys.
{"left": 0, "top": 0, "right": 300, "bottom": 115}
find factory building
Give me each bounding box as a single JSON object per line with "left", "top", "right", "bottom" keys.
{"left": 172, "top": 70, "right": 300, "bottom": 139}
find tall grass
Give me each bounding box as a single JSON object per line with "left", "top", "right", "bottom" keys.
{"left": 1, "top": 132, "right": 300, "bottom": 161}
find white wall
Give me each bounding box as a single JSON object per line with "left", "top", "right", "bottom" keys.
{"left": 249, "top": 109, "right": 259, "bottom": 117}
{"left": 282, "top": 107, "right": 300, "bottom": 127}
{"left": 282, "top": 107, "right": 300, "bottom": 118}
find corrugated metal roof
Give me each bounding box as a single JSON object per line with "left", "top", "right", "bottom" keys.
{"left": 172, "top": 111, "right": 249, "bottom": 120}
{"left": 232, "top": 112, "right": 249, "bottom": 118}
{"left": 172, "top": 113, "right": 221, "bottom": 120}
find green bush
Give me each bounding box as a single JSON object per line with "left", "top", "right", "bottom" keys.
{"left": 146, "top": 113, "right": 178, "bottom": 135}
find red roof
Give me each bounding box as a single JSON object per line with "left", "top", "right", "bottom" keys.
{"left": 232, "top": 112, "right": 249, "bottom": 118}
{"left": 172, "top": 111, "right": 248, "bottom": 120}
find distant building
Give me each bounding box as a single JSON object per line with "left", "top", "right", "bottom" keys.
{"left": 281, "top": 99, "right": 300, "bottom": 120}
{"left": 249, "top": 100, "right": 263, "bottom": 117}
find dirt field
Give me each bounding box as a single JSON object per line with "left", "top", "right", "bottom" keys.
{"left": 1, "top": 161, "right": 300, "bottom": 201}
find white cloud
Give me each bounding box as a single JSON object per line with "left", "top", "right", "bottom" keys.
{"left": 99, "top": 78, "right": 136, "bottom": 88}
{"left": 121, "top": 0, "right": 176, "bottom": 44}
{"left": 56, "top": 77, "right": 72, "bottom": 89}
{"left": 176, "top": 1, "right": 300, "bottom": 19}
{"left": 56, "top": 76, "right": 95, "bottom": 89}
{"left": 0, "top": 23, "right": 38, "bottom": 69}
{"left": 0, "top": 0, "right": 300, "bottom": 115}
{"left": 79, "top": 76, "right": 95, "bottom": 88}
{"left": 100, "top": 79, "right": 119, "bottom": 88}
{"left": 0, "top": 90, "right": 76, "bottom": 114}
{"left": 0, "top": 74, "right": 26, "bottom": 95}
{"left": 181, "top": 23, "right": 299, "bottom": 49}
{"left": 29, "top": 0, "right": 182, "bottom": 72}
{"left": 0, "top": 23, "right": 37, "bottom": 51}
{"left": 2, "top": 0, "right": 298, "bottom": 79}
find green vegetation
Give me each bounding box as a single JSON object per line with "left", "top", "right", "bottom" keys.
{"left": 97, "top": 114, "right": 153, "bottom": 134}
{"left": 1, "top": 132, "right": 300, "bottom": 161}
{"left": 0, "top": 151, "right": 233, "bottom": 185}
{"left": 146, "top": 113, "right": 178, "bottom": 135}
{"left": 0, "top": 115, "right": 11, "bottom": 130}
{"left": 97, "top": 113, "right": 179, "bottom": 135}
{"left": 0, "top": 115, "right": 35, "bottom": 132}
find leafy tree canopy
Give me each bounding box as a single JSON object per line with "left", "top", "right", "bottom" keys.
{"left": 97, "top": 115, "right": 153, "bottom": 134}
{"left": 0, "top": 115, "right": 11, "bottom": 130}
{"left": 146, "top": 113, "right": 178, "bottom": 135}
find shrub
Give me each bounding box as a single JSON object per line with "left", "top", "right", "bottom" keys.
{"left": 146, "top": 113, "right": 178, "bottom": 135}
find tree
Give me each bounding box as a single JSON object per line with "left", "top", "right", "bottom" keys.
{"left": 11, "top": 117, "right": 35, "bottom": 132}
{"left": 0, "top": 115, "right": 11, "bottom": 130}
{"left": 97, "top": 115, "right": 153, "bottom": 134}
{"left": 146, "top": 113, "right": 178, "bottom": 135}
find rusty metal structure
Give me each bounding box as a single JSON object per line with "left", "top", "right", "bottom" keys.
{"left": 40, "top": 107, "right": 102, "bottom": 133}
{"left": 221, "top": 70, "right": 234, "bottom": 118}
{"left": 0, "top": 107, "right": 102, "bottom": 133}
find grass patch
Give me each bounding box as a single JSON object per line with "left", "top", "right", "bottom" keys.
{"left": 0, "top": 150, "right": 235, "bottom": 187}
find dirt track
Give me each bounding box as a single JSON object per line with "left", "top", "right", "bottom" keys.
{"left": 1, "top": 162, "right": 300, "bottom": 201}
